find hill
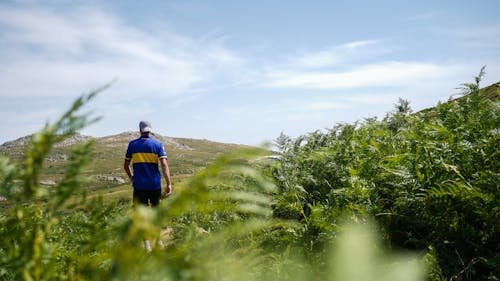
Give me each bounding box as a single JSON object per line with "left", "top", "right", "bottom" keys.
{"left": 0, "top": 132, "right": 263, "bottom": 201}
{"left": 419, "top": 81, "right": 499, "bottom": 114}
{"left": 479, "top": 81, "right": 500, "bottom": 100}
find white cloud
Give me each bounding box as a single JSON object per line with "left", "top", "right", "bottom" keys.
{"left": 263, "top": 61, "right": 455, "bottom": 90}
{"left": 341, "top": 40, "right": 379, "bottom": 50}
{"left": 290, "top": 49, "right": 342, "bottom": 69}
{"left": 254, "top": 40, "right": 462, "bottom": 92}
{"left": 0, "top": 4, "right": 242, "bottom": 99}
{"left": 286, "top": 40, "right": 380, "bottom": 69}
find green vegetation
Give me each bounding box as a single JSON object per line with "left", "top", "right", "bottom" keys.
{"left": 270, "top": 69, "right": 499, "bottom": 280}
{"left": 0, "top": 70, "right": 498, "bottom": 280}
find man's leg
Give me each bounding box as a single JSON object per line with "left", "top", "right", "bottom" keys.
{"left": 147, "top": 189, "right": 163, "bottom": 250}
{"left": 148, "top": 189, "right": 162, "bottom": 207}
{"left": 133, "top": 189, "right": 154, "bottom": 252}
{"left": 133, "top": 189, "right": 149, "bottom": 206}
{"left": 143, "top": 240, "right": 152, "bottom": 252}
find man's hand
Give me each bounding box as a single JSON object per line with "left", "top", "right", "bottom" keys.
{"left": 160, "top": 158, "right": 172, "bottom": 198}
{"left": 163, "top": 184, "right": 172, "bottom": 198}
{"left": 124, "top": 159, "right": 133, "bottom": 184}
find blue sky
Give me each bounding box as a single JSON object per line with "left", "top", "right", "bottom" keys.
{"left": 1, "top": 0, "right": 499, "bottom": 145}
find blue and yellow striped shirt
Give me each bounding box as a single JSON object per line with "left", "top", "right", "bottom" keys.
{"left": 125, "top": 136, "right": 167, "bottom": 190}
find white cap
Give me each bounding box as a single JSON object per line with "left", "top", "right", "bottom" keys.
{"left": 139, "top": 121, "right": 152, "bottom": 133}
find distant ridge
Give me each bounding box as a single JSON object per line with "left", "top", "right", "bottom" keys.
{"left": 1, "top": 131, "right": 246, "bottom": 151}
{"left": 0, "top": 131, "right": 262, "bottom": 191}
{"left": 0, "top": 133, "right": 93, "bottom": 149}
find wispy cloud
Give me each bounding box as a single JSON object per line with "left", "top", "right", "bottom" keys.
{"left": 285, "top": 40, "right": 380, "bottom": 69}
{"left": 263, "top": 61, "right": 453, "bottom": 90}
{"left": 0, "top": 4, "right": 242, "bottom": 99}
{"left": 253, "top": 39, "right": 462, "bottom": 91}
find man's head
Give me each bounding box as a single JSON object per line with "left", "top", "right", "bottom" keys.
{"left": 139, "top": 121, "right": 152, "bottom": 134}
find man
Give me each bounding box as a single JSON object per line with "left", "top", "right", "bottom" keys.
{"left": 124, "top": 120, "right": 172, "bottom": 207}
{"left": 124, "top": 121, "right": 172, "bottom": 251}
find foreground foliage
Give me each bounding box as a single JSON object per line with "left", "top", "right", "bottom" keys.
{"left": 271, "top": 69, "right": 499, "bottom": 280}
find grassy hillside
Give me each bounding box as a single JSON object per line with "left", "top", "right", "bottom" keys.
{"left": 481, "top": 81, "right": 500, "bottom": 100}
{"left": 0, "top": 132, "right": 265, "bottom": 202}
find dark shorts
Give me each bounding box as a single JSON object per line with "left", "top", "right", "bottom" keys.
{"left": 133, "top": 189, "right": 161, "bottom": 207}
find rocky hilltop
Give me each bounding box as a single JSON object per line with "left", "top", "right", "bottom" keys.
{"left": 0, "top": 131, "right": 258, "bottom": 190}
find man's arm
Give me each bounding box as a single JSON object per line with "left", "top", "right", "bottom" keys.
{"left": 160, "top": 158, "right": 172, "bottom": 197}
{"left": 124, "top": 159, "right": 133, "bottom": 183}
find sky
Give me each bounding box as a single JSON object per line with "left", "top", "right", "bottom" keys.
{"left": 1, "top": 0, "right": 499, "bottom": 146}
